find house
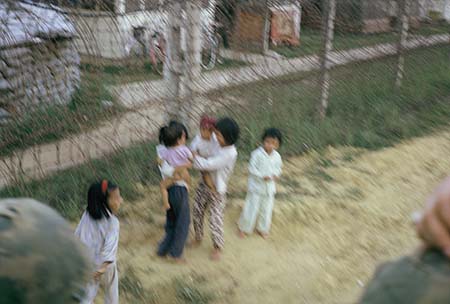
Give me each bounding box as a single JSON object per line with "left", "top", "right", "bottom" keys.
{"left": 427, "top": 0, "right": 450, "bottom": 21}
{"left": 301, "top": 0, "right": 423, "bottom": 33}
{"left": 0, "top": 1, "right": 79, "bottom": 116}
{"left": 228, "top": 0, "right": 301, "bottom": 51}
{"left": 44, "top": 0, "right": 217, "bottom": 59}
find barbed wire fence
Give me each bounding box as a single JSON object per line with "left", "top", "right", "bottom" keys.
{"left": 0, "top": 0, "right": 449, "bottom": 206}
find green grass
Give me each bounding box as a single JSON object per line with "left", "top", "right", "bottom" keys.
{"left": 272, "top": 28, "right": 324, "bottom": 58}
{"left": 0, "top": 71, "right": 122, "bottom": 157}
{"left": 273, "top": 27, "right": 398, "bottom": 58}
{"left": 214, "top": 58, "right": 248, "bottom": 70}
{"left": 219, "top": 45, "right": 450, "bottom": 156}
{"left": 273, "top": 23, "right": 449, "bottom": 59}
{"left": 119, "top": 267, "right": 159, "bottom": 303}
{"left": 1, "top": 45, "right": 450, "bottom": 220}
{"left": 81, "top": 61, "right": 162, "bottom": 85}
{"left": 0, "top": 141, "right": 158, "bottom": 221}
{"left": 0, "top": 57, "right": 244, "bottom": 157}
{"left": 174, "top": 277, "right": 214, "bottom": 304}
{"left": 82, "top": 58, "right": 247, "bottom": 85}
{"left": 412, "top": 22, "right": 450, "bottom": 36}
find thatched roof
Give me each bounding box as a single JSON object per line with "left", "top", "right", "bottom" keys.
{"left": 0, "top": 1, "right": 76, "bottom": 48}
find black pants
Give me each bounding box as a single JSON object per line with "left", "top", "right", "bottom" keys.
{"left": 157, "top": 186, "right": 190, "bottom": 258}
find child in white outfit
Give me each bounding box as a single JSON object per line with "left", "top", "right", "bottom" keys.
{"left": 75, "top": 180, "right": 123, "bottom": 304}
{"left": 238, "top": 128, "right": 283, "bottom": 239}
{"left": 190, "top": 116, "right": 220, "bottom": 191}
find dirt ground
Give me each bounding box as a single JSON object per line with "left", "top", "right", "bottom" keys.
{"left": 97, "top": 128, "right": 450, "bottom": 304}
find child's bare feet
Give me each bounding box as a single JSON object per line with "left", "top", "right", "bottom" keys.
{"left": 210, "top": 248, "right": 221, "bottom": 261}
{"left": 256, "top": 230, "right": 269, "bottom": 239}
{"left": 237, "top": 229, "right": 246, "bottom": 239}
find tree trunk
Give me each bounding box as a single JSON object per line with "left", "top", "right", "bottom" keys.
{"left": 182, "top": 0, "right": 203, "bottom": 128}
{"left": 396, "top": 0, "right": 410, "bottom": 88}
{"left": 164, "top": 2, "right": 184, "bottom": 122}
{"left": 262, "top": 0, "right": 271, "bottom": 54}
{"left": 318, "top": 0, "right": 336, "bottom": 120}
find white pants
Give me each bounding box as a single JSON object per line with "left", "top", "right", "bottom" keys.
{"left": 82, "top": 263, "right": 119, "bottom": 304}
{"left": 238, "top": 192, "right": 275, "bottom": 234}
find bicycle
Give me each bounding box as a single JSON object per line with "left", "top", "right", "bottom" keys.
{"left": 149, "top": 30, "right": 166, "bottom": 76}
{"left": 201, "top": 21, "right": 223, "bottom": 71}
{"left": 142, "top": 22, "right": 222, "bottom": 75}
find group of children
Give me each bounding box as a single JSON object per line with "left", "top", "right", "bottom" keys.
{"left": 72, "top": 116, "right": 283, "bottom": 303}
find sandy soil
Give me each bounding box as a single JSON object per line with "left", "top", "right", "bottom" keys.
{"left": 97, "top": 128, "right": 450, "bottom": 304}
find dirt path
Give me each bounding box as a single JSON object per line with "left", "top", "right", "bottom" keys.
{"left": 113, "top": 34, "right": 450, "bottom": 108}
{"left": 106, "top": 127, "right": 450, "bottom": 304}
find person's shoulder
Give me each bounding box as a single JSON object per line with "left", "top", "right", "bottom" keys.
{"left": 191, "top": 134, "right": 202, "bottom": 143}
{"left": 211, "top": 134, "right": 221, "bottom": 149}
{"left": 156, "top": 144, "right": 165, "bottom": 151}
{"left": 218, "top": 145, "right": 237, "bottom": 158}
{"left": 251, "top": 147, "right": 264, "bottom": 157}
{"left": 179, "top": 145, "right": 192, "bottom": 155}
{"left": 108, "top": 215, "right": 120, "bottom": 231}
{"left": 78, "top": 210, "right": 89, "bottom": 221}
{"left": 156, "top": 144, "right": 167, "bottom": 157}
{"left": 228, "top": 145, "right": 238, "bottom": 156}
{"left": 273, "top": 150, "right": 282, "bottom": 160}
{"left": 78, "top": 210, "right": 93, "bottom": 224}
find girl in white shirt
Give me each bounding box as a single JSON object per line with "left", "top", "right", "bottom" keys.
{"left": 238, "top": 128, "right": 283, "bottom": 239}
{"left": 190, "top": 115, "right": 220, "bottom": 192}
{"left": 75, "top": 180, "right": 123, "bottom": 304}
{"left": 191, "top": 117, "right": 240, "bottom": 261}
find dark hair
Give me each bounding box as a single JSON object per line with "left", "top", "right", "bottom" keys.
{"left": 215, "top": 117, "right": 240, "bottom": 145}
{"left": 262, "top": 128, "right": 282, "bottom": 145}
{"left": 158, "top": 126, "right": 167, "bottom": 144}
{"left": 86, "top": 180, "right": 118, "bottom": 220}
{"left": 169, "top": 120, "right": 189, "bottom": 140}
{"left": 161, "top": 123, "right": 184, "bottom": 147}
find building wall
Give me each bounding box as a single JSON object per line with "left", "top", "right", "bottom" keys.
{"left": 429, "top": 0, "right": 450, "bottom": 20}
{"left": 68, "top": 4, "right": 216, "bottom": 59}
{"left": 68, "top": 12, "right": 125, "bottom": 58}
{"left": 446, "top": 1, "right": 450, "bottom": 20}
{"left": 0, "top": 40, "right": 80, "bottom": 113}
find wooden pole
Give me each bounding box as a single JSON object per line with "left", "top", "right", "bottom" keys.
{"left": 164, "top": 2, "right": 184, "bottom": 121}
{"left": 395, "top": 0, "right": 410, "bottom": 88}
{"left": 318, "top": 0, "right": 336, "bottom": 119}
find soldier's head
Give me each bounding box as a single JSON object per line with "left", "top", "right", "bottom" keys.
{"left": 359, "top": 249, "right": 450, "bottom": 304}
{"left": 0, "top": 198, "right": 90, "bottom": 304}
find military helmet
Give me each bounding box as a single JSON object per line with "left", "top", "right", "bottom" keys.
{"left": 0, "top": 198, "right": 90, "bottom": 304}
{"left": 359, "top": 249, "right": 450, "bottom": 304}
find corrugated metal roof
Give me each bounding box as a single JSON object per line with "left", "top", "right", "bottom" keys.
{"left": 0, "top": 1, "right": 76, "bottom": 48}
